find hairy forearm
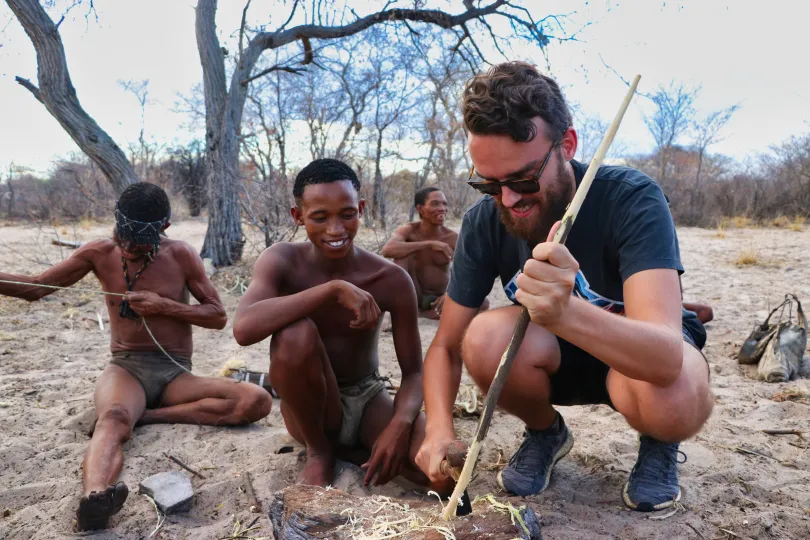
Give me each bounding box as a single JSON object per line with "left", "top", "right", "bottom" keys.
{"left": 422, "top": 343, "right": 463, "bottom": 438}
{"left": 157, "top": 298, "right": 226, "bottom": 329}
{"left": 381, "top": 240, "right": 432, "bottom": 259}
{"left": 233, "top": 282, "right": 336, "bottom": 345}
{"left": 548, "top": 298, "right": 683, "bottom": 386}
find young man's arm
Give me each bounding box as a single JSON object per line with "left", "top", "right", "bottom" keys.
{"left": 0, "top": 241, "right": 99, "bottom": 301}
{"left": 232, "top": 245, "right": 379, "bottom": 346}
{"left": 362, "top": 267, "right": 423, "bottom": 486}
{"left": 125, "top": 243, "right": 227, "bottom": 329}
{"left": 381, "top": 225, "right": 452, "bottom": 260}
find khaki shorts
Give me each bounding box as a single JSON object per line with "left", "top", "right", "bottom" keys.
{"left": 110, "top": 351, "right": 192, "bottom": 409}
{"left": 337, "top": 370, "right": 386, "bottom": 447}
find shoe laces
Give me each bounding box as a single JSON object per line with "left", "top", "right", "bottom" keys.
{"left": 633, "top": 438, "right": 687, "bottom": 483}
{"left": 508, "top": 428, "right": 555, "bottom": 471}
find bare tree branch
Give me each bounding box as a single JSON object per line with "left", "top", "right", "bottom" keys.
{"left": 14, "top": 76, "right": 43, "bottom": 103}
{"left": 276, "top": 0, "right": 300, "bottom": 33}
{"left": 7, "top": 0, "right": 137, "bottom": 194}
{"left": 239, "top": 0, "right": 253, "bottom": 64}
{"left": 242, "top": 64, "right": 307, "bottom": 85}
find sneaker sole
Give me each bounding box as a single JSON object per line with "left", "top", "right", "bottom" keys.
{"left": 496, "top": 427, "right": 574, "bottom": 495}
{"left": 622, "top": 482, "right": 682, "bottom": 512}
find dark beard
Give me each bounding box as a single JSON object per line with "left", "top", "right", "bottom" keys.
{"left": 496, "top": 161, "right": 575, "bottom": 246}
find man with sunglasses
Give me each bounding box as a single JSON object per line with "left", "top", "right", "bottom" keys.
{"left": 415, "top": 62, "right": 713, "bottom": 513}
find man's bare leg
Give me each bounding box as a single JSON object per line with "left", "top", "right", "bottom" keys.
{"left": 139, "top": 375, "right": 271, "bottom": 426}
{"left": 78, "top": 365, "right": 146, "bottom": 530}
{"left": 462, "top": 306, "right": 562, "bottom": 430}
{"left": 270, "top": 318, "right": 342, "bottom": 486}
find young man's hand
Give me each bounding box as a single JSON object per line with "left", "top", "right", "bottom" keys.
{"left": 333, "top": 280, "right": 381, "bottom": 329}
{"left": 415, "top": 433, "right": 455, "bottom": 483}
{"left": 430, "top": 294, "right": 446, "bottom": 316}
{"left": 125, "top": 291, "right": 167, "bottom": 316}
{"left": 514, "top": 221, "right": 579, "bottom": 327}
{"left": 429, "top": 241, "right": 454, "bottom": 262}
{"left": 361, "top": 417, "right": 411, "bottom": 486}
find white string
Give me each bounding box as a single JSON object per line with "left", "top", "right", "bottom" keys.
{"left": 0, "top": 278, "right": 193, "bottom": 374}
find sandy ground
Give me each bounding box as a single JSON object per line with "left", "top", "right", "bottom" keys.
{"left": 1, "top": 219, "right": 810, "bottom": 540}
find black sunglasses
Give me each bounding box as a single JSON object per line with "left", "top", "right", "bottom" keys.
{"left": 467, "top": 142, "right": 559, "bottom": 196}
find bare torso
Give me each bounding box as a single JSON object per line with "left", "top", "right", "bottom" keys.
{"left": 278, "top": 243, "right": 405, "bottom": 384}
{"left": 88, "top": 239, "right": 194, "bottom": 358}
{"left": 402, "top": 222, "right": 457, "bottom": 295}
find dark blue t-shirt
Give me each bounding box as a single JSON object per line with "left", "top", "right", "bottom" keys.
{"left": 447, "top": 160, "right": 696, "bottom": 327}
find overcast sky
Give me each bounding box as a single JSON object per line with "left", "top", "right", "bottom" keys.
{"left": 1, "top": 0, "right": 808, "bottom": 176}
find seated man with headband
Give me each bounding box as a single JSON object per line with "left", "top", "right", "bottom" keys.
{"left": 0, "top": 182, "right": 272, "bottom": 531}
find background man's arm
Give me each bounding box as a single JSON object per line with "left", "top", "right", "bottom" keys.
{"left": 127, "top": 243, "right": 227, "bottom": 329}
{"left": 232, "top": 246, "right": 338, "bottom": 345}
{"left": 0, "top": 241, "right": 98, "bottom": 301}
{"left": 381, "top": 225, "right": 440, "bottom": 259}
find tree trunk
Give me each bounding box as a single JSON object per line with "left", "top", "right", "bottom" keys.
{"left": 7, "top": 0, "right": 137, "bottom": 195}
{"left": 372, "top": 131, "right": 385, "bottom": 226}
{"left": 268, "top": 485, "right": 542, "bottom": 540}
{"left": 692, "top": 147, "right": 705, "bottom": 205}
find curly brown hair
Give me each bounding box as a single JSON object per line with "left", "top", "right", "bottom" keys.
{"left": 462, "top": 61, "right": 572, "bottom": 143}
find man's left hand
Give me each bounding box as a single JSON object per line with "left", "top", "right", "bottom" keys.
{"left": 125, "top": 291, "right": 167, "bottom": 316}
{"left": 515, "top": 221, "right": 579, "bottom": 327}
{"left": 361, "top": 417, "right": 412, "bottom": 486}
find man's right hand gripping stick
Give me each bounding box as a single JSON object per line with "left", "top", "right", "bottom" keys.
{"left": 439, "top": 74, "right": 641, "bottom": 521}
{"left": 439, "top": 441, "right": 472, "bottom": 516}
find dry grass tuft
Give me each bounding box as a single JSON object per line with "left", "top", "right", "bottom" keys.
{"left": 772, "top": 215, "right": 792, "bottom": 228}
{"left": 771, "top": 387, "right": 810, "bottom": 405}
{"left": 735, "top": 247, "right": 761, "bottom": 267}
{"left": 790, "top": 216, "right": 805, "bottom": 232}
{"left": 714, "top": 226, "right": 726, "bottom": 239}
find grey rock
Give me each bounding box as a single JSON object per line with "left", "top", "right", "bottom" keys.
{"left": 139, "top": 471, "right": 194, "bottom": 514}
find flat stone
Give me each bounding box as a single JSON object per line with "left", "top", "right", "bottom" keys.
{"left": 139, "top": 471, "right": 194, "bottom": 514}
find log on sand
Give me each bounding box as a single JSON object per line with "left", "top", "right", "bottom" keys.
{"left": 268, "top": 485, "right": 542, "bottom": 539}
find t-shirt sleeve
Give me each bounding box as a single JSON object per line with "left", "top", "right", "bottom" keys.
{"left": 446, "top": 208, "right": 498, "bottom": 308}
{"left": 611, "top": 180, "right": 684, "bottom": 282}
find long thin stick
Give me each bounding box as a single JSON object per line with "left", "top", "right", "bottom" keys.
{"left": 165, "top": 452, "right": 206, "bottom": 478}
{"left": 441, "top": 74, "right": 641, "bottom": 520}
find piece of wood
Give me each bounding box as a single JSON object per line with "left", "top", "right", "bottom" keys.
{"left": 164, "top": 453, "right": 206, "bottom": 479}
{"left": 268, "top": 485, "right": 542, "bottom": 539}
{"left": 242, "top": 471, "right": 261, "bottom": 513}
{"left": 441, "top": 74, "right": 642, "bottom": 520}
{"left": 51, "top": 239, "right": 83, "bottom": 249}
{"left": 762, "top": 428, "right": 804, "bottom": 436}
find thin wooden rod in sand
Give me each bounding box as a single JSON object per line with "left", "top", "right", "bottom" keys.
{"left": 441, "top": 74, "right": 642, "bottom": 521}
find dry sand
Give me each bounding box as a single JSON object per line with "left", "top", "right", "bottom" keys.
{"left": 1, "top": 219, "right": 810, "bottom": 539}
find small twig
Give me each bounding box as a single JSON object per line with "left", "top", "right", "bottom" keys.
{"left": 762, "top": 428, "right": 804, "bottom": 436}
{"left": 719, "top": 528, "right": 742, "bottom": 538}
{"left": 165, "top": 453, "right": 206, "bottom": 478}
{"left": 724, "top": 445, "right": 781, "bottom": 463}
{"left": 242, "top": 471, "right": 261, "bottom": 512}
{"left": 686, "top": 522, "right": 707, "bottom": 540}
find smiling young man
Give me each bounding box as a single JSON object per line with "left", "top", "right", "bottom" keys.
{"left": 0, "top": 182, "right": 272, "bottom": 530}
{"left": 233, "top": 159, "right": 448, "bottom": 493}
{"left": 382, "top": 187, "right": 490, "bottom": 319}
{"left": 415, "top": 62, "right": 714, "bottom": 512}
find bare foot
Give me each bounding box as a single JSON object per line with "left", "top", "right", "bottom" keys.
{"left": 297, "top": 450, "right": 335, "bottom": 487}
{"left": 75, "top": 482, "right": 129, "bottom": 531}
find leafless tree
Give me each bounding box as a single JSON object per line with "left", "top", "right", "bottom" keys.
{"left": 7, "top": 0, "right": 137, "bottom": 194}
{"left": 691, "top": 104, "right": 739, "bottom": 199}
{"left": 644, "top": 81, "right": 699, "bottom": 186}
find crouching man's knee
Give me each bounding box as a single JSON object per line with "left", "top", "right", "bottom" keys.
{"left": 270, "top": 318, "right": 320, "bottom": 369}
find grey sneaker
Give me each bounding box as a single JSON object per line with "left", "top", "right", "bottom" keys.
{"left": 623, "top": 435, "right": 686, "bottom": 511}
{"left": 496, "top": 413, "right": 574, "bottom": 496}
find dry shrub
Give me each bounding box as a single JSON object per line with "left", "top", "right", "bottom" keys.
{"left": 790, "top": 216, "right": 805, "bottom": 232}
{"left": 772, "top": 215, "right": 792, "bottom": 228}
{"left": 732, "top": 216, "right": 753, "bottom": 229}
